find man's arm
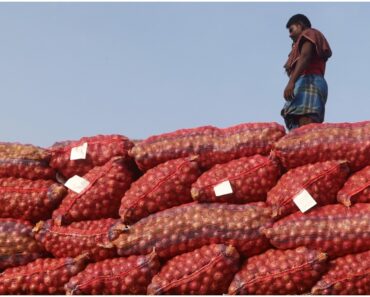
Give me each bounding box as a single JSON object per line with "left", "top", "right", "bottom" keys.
{"left": 284, "top": 40, "right": 315, "bottom": 100}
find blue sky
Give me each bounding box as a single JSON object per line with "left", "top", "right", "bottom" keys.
{"left": 0, "top": 2, "right": 368, "bottom": 147}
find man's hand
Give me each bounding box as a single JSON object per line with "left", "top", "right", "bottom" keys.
{"left": 284, "top": 81, "right": 295, "bottom": 101}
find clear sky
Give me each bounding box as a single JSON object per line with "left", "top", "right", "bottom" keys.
{"left": 1, "top": 2, "right": 368, "bottom": 147}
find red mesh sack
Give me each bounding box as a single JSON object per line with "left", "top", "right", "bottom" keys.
{"left": 130, "top": 122, "right": 285, "bottom": 171}
{"left": 50, "top": 134, "right": 134, "bottom": 179}
{"left": 0, "top": 177, "right": 67, "bottom": 223}
{"left": 263, "top": 203, "right": 370, "bottom": 259}
{"left": 119, "top": 156, "right": 201, "bottom": 224}
{"left": 65, "top": 251, "right": 160, "bottom": 295}
{"left": 228, "top": 247, "right": 328, "bottom": 295}
{"left": 311, "top": 250, "right": 370, "bottom": 295}
{"left": 266, "top": 161, "right": 349, "bottom": 218}
{"left": 52, "top": 157, "right": 133, "bottom": 225}
{"left": 191, "top": 155, "right": 281, "bottom": 204}
{"left": 0, "top": 218, "right": 45, "bottom": 271}
{"left": 273, "top": 121, "right": 370, "bottom": 171}
{"left": 0, "top": 142, "right": 55, "bottom": 180}
{"left": 113, "top": 202, "right": 273, "bottom": 259}
{"left": 148, "top": 244, "right": 240, "bottom": 295}
{"left": 0, "top": 254, "right": 88, "bottom": 294}
{"left": 337, "top": 165, "right": 370, "bottom": 206}
{"left": 33, "top": 218, "right": 122, "bottom": 261}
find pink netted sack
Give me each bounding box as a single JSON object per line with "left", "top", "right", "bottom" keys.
{"left": 130, "top": 122, "right": 285, "bottom": 171}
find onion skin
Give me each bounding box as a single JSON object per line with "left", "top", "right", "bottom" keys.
{"left": 130, "top": 123, "right": 285, "bottom": 171}
{"left": 263, "top": 203, "right": 370, "bottom": 259}
{"left": 65, "top": 251, "right": 160, "bottom": 295}
{"left": 311, "top": 250, "right": 370, "bottom": 295}
{"left": 228, "top": 247, "right": 328, "bottom": 295}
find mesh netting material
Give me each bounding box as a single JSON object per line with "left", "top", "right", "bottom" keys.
{"left": 52, "top": 157, "right": 133, "bottom": 225}
{"left": 0, "top": 177, "right": 67, "bottom": 223}
{"left": 263, "top": 203, "right": 370, "bottom": 259}
{"left": 113, "top": 202, "right": 273, "bottom": 259}
{"left": 130, "top": 122, "right": 285, "bottom": 171}
{"left": 273, "top": 121, "right": 370, "bottom": 171}
{"left": 0, "top": 255, "right": 88, "bottom": 294}
{"left": 0, "top": 142, "right": 55, "bottom": 180}
{"left": 50, "top": 135, "right": 134, "bottom": 179}
{"left": 311, "top": 250, "right": 370, "bottom": 295}
{"left": 65, "top": 251, "right": 160, "bottom": 295}
{"left": 228, "top": 247, "right": 328, "bottom": 295}
{"left": 191, "top": 155, "right": 281, "bottom": 204}
{"left": 120, "top": 156, "right": 201, "bottom": 225}
{"left": 266, "top": 161, "right": 349, "bottom": 218}
{"left": 0, "top": 218, "right": 45, "bottom": 271}
{"left": 148, "top": 244, "right": 240, "bottom": 295}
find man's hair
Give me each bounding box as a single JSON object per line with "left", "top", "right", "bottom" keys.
{"left": 286, "top": 14, "right": 311, "bottom": 29}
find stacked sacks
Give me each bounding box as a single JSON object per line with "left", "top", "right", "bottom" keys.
{"left": 266, "top": 160, "right": 349, "bottom": 218}
{"left": 191, "top": 155, "right": 281, "bottom": 204}
{"left": 337, "top": 165, "right": 370, "bottom": 206}
{"left": 120, "top": 156, "right": 201, "bottom": 225}
{"left": 130, "top": 122, "right": 285, "bottom": 171}
{"left": 0, "top": 218, "right": 45, "bottom": 271}
{"left": 273, "top": 121, "right": 370, "bottom": 171}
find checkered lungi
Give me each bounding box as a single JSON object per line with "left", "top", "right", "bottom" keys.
{"left": 281, "top": 74, "right": 328, "bottom": 130}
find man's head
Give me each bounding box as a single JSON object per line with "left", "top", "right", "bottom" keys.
{"left": 286, "top": 14, "right": 311, "bottom": 42}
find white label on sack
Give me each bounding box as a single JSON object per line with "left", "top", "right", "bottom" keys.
{"left": 214, "top": 180, "right": 233, "bottom": 197}
{"left": 293, "top": 189, "right": 317, "bottom": 213}
{"left": 70, "top": 142, "right": 88, "bottom": 160}
{"left": 64, "top": 175, "right": 90, "bottom": 194}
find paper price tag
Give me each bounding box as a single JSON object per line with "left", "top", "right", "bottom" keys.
{"left": 65, "top": 175, "right": 90, "bottom": 194}
{"left": 70, "top": 142, "right": 88, "bottom": 160}
{"left": 293, "top": 189, "right": 317, "bottom": 213}
{"left": 214, "top": 180, "right": 233, "bottom": 197}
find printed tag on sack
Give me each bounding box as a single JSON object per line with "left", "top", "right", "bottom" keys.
{"left": 70, "top": 142, "right": 88, "bottom": 160}
{"left": 214, "top": 180, "right": 233, "bottom": 196}
{"left": 293, "top": 189, "right": 317, "bottom": 213}
{"left": 64, "top": 175, "right": 90, "bottom": 194}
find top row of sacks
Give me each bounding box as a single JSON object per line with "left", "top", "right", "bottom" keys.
{"left": 1, "top": 121, "right": 370, "bottom": 180}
